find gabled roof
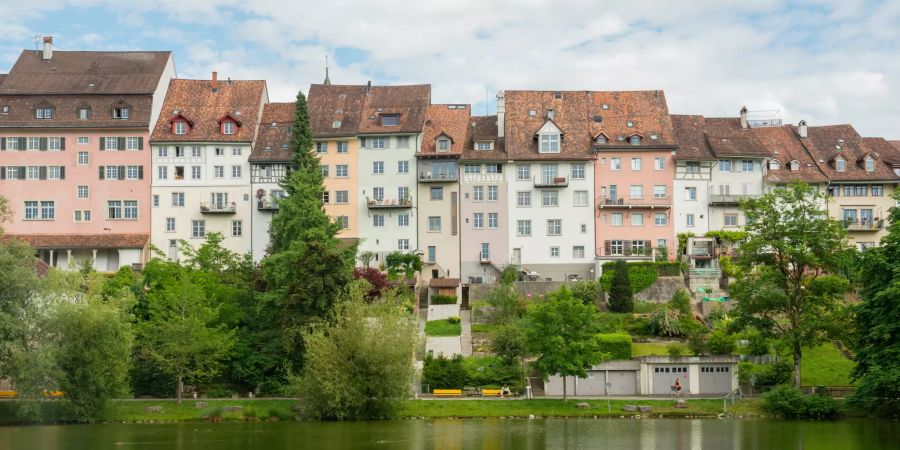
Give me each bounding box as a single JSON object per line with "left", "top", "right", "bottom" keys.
{"left": 250, "top": 102, "right": 295, "bottom": 163}
{"left": 357, "top": 84, "right": 431, "bottom": 135}
{"left": 461, "top": 115, "right": 506, "bottom": 161}
{"left": 751, "top": 125, "right": 828, "bottom": 184}
{"left": 167, "top": 112, "right": 194, "bottom": 126}
{"left": 801, "top": 125, "right": 899, "bottom": 182}
{"left": 150, "top": 78, "right": 267, "bottom": 143}
{"left": 419, "top": 104, "right": 470, "bottom": 156}
{"left": 671, "top": 115, "right": 769, "bottom": 160}
{"left": 308, "top": 84, "right": 367, "bottom": 137}
{"left": 862, "top": 138, "right": 900, "bottom": 168}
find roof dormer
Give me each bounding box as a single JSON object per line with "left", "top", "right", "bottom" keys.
{"left": 34, "top": 98, "right": 54, "bottom": 119}
{"left": 535, "top": 120, "right": 562, "bottom": 153}
{"left": 111, "top": 97, "right": 131, "bottom": 119}
{"left": 769, "top": 159, "right": 781, "bottom": 170}
{"left": 435, "top": 132, "right": 453, "bottom": 152}
{"left": 834, "top": 154, "right": 847, "bottom": 172}
{"left": 168, "top": 113, "right": 194, "bottom": 135}
{"left": 789, "top": 160, "right": 800, "bottom": 171}
{"left": 859, "top": 152, "right": 877, "bottom": 172}
{"left": 627, "top": 133, "right": 643, "bottom": 145}
{"left": 380, "top": 113, "right": 400, "bottom": 127}
{"left": 593, "top": 131, "right": 610, "bottom": 145}
{"left": 217, "top": 113, "right": 243, "bottom": 135}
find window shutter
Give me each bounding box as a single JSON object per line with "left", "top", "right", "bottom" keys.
{"left": 100, "top": 138, "right": 106, "bottom": 151}
{"left": 138, "top": 166, "right": 144, "bottom": 180}
{"left": 60, "top": 138, "right": 65, "bottom": 151}
{"left": 0, "top": 138, "right": 5, "bottom": 151}
{"left": 39, "top": 137, "right": 48, "bottom": 150}
{"left": 99, "top": 166, "right": 105, "bottom": 180}
{"left": 118, "top": 166, "right": 125, "bottom": 180}
{"left": 18, "top": 167, "right": 26, "bottom": 179}
{"left": 138, "top": 137, "right": 144, "bottom": 150}
{"left": 360, "top": 137, "right": 367, "bottom": 149}
{"left": 18, "top": 138, "right": 25, "bottom": 150}
{"left": 118, "top": 137, "right": 126, "bottom": 151}
{"left": 604, "top": 240, "right": 611, "bottom": 255}
{"left": 59, "top": 166, "right": 65, "bottom": 180}
{"left": 39, "top": 166, "right": 47, "bottom": 180}
{"left": 0, "top": 167, "right": 5, "bottom": 179}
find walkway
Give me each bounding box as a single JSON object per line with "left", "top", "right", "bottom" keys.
{"left": 460, "top": 309, "right": 473, "bottom": 356}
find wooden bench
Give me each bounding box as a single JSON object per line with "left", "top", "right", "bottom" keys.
{"left": 481, "top": 389, "right": 503, "bottom": 397}
{"left": 433, "top": 389, "right": 463, "bottom": 397}
{"left": 0, "top": 391, "right": 15, "bottom": 398}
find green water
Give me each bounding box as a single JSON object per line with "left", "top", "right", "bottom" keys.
{"left": 0, "top": 418, "right": 896, "bottom": 449}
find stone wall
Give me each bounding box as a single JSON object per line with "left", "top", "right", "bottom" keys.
{"left": 468, "top": 281, "right": 568, "bottom": 302}
{"left": 634, "top": 276, "right": 689, "bottom": 303}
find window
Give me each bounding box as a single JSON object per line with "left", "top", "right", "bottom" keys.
{"left": 214, "top": 166, "right": 224, "bottom": 178}
{"left": 547, "top": 219, "right": 562, "bottom": 236}
{"left": 192, "top": 220, "right": 205, "bottom": 238}
{"left": 719, "top": 160, "right": 732, "bottom": 172}
{"left": 126, "top": 166, "right": 139, "bottom": 179}
{"left": 595, "top": 134, "right": 608, "bottom": 144}
{"left": 171, "top": 192, "right": 185, "bottom": 207}
{"left": 165, "top": 218, "right": 175, "bottom": 232}
{"left": 573, "top": 246, "right": 585, "bottom": 258}
{"left": 686, "top": 161, "right": 700, "bottom": 174}
{"left": 654, "top": 213, "right": 667, "bottom": 226}
{"left": 369, "top": 137, "right": 386, "bottom": 149}
{"left": 517, "top": 191, "right": 531, "bottom": 207}
{"left": 398, "top": 186, "right": 409, "bottom": 201}
{"left": 153, "top": 195, "right": 159, "bottom": 207}
{"left": 215, "top": 147, "right": 225, "bottom": 156}
{"left": 631, "top": 213, "right": 644, "bottom": 226}
{"left": 517, "top": 164, "right": 531, "bottom": 180}
{"left": 372, "top": 187, "right": 384, "bottom": 201}
{"left": 486, "top": 164, "right": 501, "bottom": 174}
{"left": 332, "top": 120, "right": 341, "bottom": 128}
{"left": 542, "top": 191, "right": 559, "bottom": 207}
{"left": 105, "top": 166, "right": 119, "bottom": 179}
{"left": 48, "top": 137, "right": 61, "bottom": 150}
{"left": 539, "top": 133, "right": 560, "bottom": 153}
{"left": 77, "top": 107, "right": 90, "bottom": 120}
{"left": 77, "top": 152, "right": 89, "bottom": 165}
{"left": 321, "top": 191, "right": 330, "bottom": 204}
{"left": 373, "top": 215, "right": 385, "bottom": 227}
{"left": 158, "top": 147, "right": 168, "bottom": 157}
{"left": 381, "top": 114, "right": 399, "bottom": 126}
{"left": 481, "top": 243, "right": 490, "bottom": 260}
{"left": 610, "top": 158, "right": 622, "bottom": 170}
{"left": 78, "top": 137, "right": 89, "bottom": 145}
{"left": 27, "top": 137, "right": 40, "bottom": 150}
{"left": 610, "top": 213, "right": 623, "bottom": 226}
{"left": 24, "top": 201, "right": 38, "bottom": 219}
{"left": 27, "top": 166, "right": 39, "bottom": 179}
{"left": 316, "top": 142, "right": 328, "bottom": 153}
{"left": 36, "top": 107, "right": 53, "bottom": 119}
{"left": 396, "top": 136, "right": 408, "bottom": 149}
{"left": 724, "top": 214, "right": 738, "bottom": 227}
{"left": 473, "top": 213, "right": 484, "bottom": 229}
{"left": 39, "top": 201, "right": 54, "bottom": 219}
{"left": 770, "top": 160, "right": 780, "bottom": 170}
{"left": 230, "top": 147, "right": 241, "bottom": 156}
{"left": 629, "top": 185, "right": 643, "bottom": 199}
{"left": 488, "top": 213, "right": 498, "bottom": 228}
{"left": 686, "top": 214, "right": 695, "bottom": 227}
{"left": 574, "top": 191, "right": 588, "bottom": 207}
{"left": 320, "top": 165, "right": 329, "bottom": 177}
{"left": 431, "top": 187, "right": 443, "bottom": 200}
{"left": 337, "top": 142, "right": 349, "bottom": 153}
{"left": 657, "top": 239, "right": 667, "bottom": 249}
{"left": 464, "top": 164, "right": 481, "bottom": 174}
{"left": 843, "top": 185, "right": 868, "bottom": 196}
{"left": 653, "top": 185, "right": 667, "bottom": 198}
{"left": 473, "top": 186, "right": 484, "bottom": 202}
{"left": 47, "top": 166, "right": 61, "bottom": 179}
{"left": 4, "top": 138, "right": 18, "bottom": 150}
{"left": 742, "top": 160, "right": 755, "bottom": 172}
{"left": 398, "top": 239, "right": 410, "bottom": 250}
{"left": 865, "top": 157, "right": 875, "bottom": 172}
{"left": 872, "top": 184, "right": 884, "bottom": 196}
{"left": 174, "top": 121, "right": 187, "bottom": 135}
{"left": 631, "top": 157, "right": 642, "bottom": 171}
{"left": 373, "top": 161, "right": 384, "bottom": 174}
{"left": 476, "top": 141, "right": 492, "bottom": 150}
{"left": 398, "top": 214, "right": 409, "bottom": 226}
{"left": 487, "top": 186, "right": 498, "bottom": 201}
{"left": 74, "top": 210, "right": 91, "bottom": 222}
{"left": 654, "top": 157, "right": 665, "bottom": 170}
{"left": 192, "top": 166, "right": 201, "bottom": 179}
{"left": 629, "top": 135, "right": 641, "bottom": 145}
{"left": 336, "top": 191, "right": 349, "bottom": 204}
{"left": 124, "top": 201, "right": 138, "bottom": 219}
{"left": 77, "top": 186, "right": 89, "bottom": 199}
{"left": 337, "top": 216, "right": 349, "bottom": 229}
{"left": 336, "top": 165, "right": 349, "bottom": 177}
{"left": 397, "top": 160, "right": 409, "bottom": 173}
{"left": 113, "top": 107, "right": 129, "bottom": 119}
{"left": 685, "top": 187, "right": 697, "bottom": 200}
{"left": 571, "top": 164, "right": 585, "bottom": 180}
{"left": 517, "top": 220, "right": 532, "bottom": 236}
{"left": 428, "top": 216, "right": 442, "bottom": 232}
{"left": 157, "top": 166, "right": 168, "bottom": 180}
{"left": 232, "top": 220, "right": 242, "bottom": 237}
{"left": 550, "top": 247, "right": 560, "bottom": 257}
{"left": 222, "top": 122, "right": 235, "bottom": 135}
{"left": 437, "top": 138, "right": 450, "bottom": 151}
{"left": 107, "top": 201, "right": 122, "bottom": 219}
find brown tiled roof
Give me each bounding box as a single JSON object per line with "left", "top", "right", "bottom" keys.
{"left": 0, "top": 75, "right": 6, "bottom": 86}
{"left": 504, "top": 90, "right": 675, "bottom": 161}
{"left": 6, "top": 233, "right": 149, "bottom": 249}
{"left": 357, "top": 84, "right": 430, "bottom": 135}
{"left": 419, "top": 104, "right": 470, "bottom": 157}
{"left": 863, "top": 137, "right": 900, "bottom": 168}
{"left": 1, "top": 51, "right": 171, "bottom": 95}
{"left": 308, "top": 84, "right": 367, "bottom": 137}
{"left": 752, "top": 126, "right": 828, "bottom": 183}
{"left": 150, "top": 79, "right": 267, "bottom": 143}
{"left": 0, "top": 94, "right": 152, "bottom": 128}
{"left": 671, "top": 115, "right": 769, "bottom": 160}
{"left": 802, "top": 125, "right": 900, "bottom": 182}
{"left": 429, "top": 277, "right": 460, "bottom": 288}
{"left": 250, "top": 102, "right": 295, "bottom": 162}
{"left": 461, "top": 115, "right": 506, "bottom": 161}
{"left": 671, "top": 115, "right": 715, "bottom": 160}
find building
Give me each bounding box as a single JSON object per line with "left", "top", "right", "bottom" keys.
{"left": 591, "top": 91, "right": 677, "bottom": 268}
{"left": 0, "top": 38, "right": 175, "bottom": 271}
{"left": 249, "top": 102, "right": 294, "bottom": 262}
{"left": 149, "top": 75, "right": 267, "bottom": 259}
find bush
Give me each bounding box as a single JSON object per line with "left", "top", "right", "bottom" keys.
{"left": 648, "top": 308, "right": 684, "bottom": 337}
{"left": 607, "top": 261, "right": 634, "bottom": 313}
{"left": 667, "top": 343, "right": 687, "bottom": 357}
{"left": 447, "top": 316, "right": 460, "bottom": 324}
{"left": 707, "top": 330, "right": 737, "bottom": 355}
{"left": 484, "top": 283, "right": 526, "bottom": 323}
{"left": 655, "top": 261, "right": 683, "bottom": 277}
{"left": 463, "top": 357, "right": 523, "bottom": 390}
{"left": 352, "top": 267, "right": 387, "bottom": 301}
{"left": 422, "top": 354, "right": 468, "bottom": 389}
{"left": 570, "top": 280, "right": 601, "bottom": 305}
{"left": 687, "top": 331, "right": 708, "bottom": 355}
{"left": 491, "top": 323, "right": 527, "bottom": 365}
{"left": 430, "top": 294, "right": 458, "bottom": 305}
{"left": 754, "top": 361, "right": 793, "bottom": 388}
{"left": 596, "top": 333, "right": 633, "bottom": 360}
{"left": 744, "top": 330, "right": 770, "bottom": 356}
{"left": 763, "top": 385, "right": 840, "bottom": 419}
{"left": 600, "top": 262, "right": 657, "bottom": 294}
{"left": 669, "top": 289, "right": 692, "bottom": 315}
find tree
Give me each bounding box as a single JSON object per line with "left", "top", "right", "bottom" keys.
{"left": 483, "top": 283, "right": 525, "bottom": 323}
{"left": 607, "top": 260, "right": 634, "bottom": 312}
{"left": 0, "top": 239, "right": 42, "bottom": 380}
{"left": 384, "top": 252, "right": 422, "bottom": 280}
{"left": 491, "top": 323, "right": 527, "bottom": 366}
{"left": 0, "top": 193, "right": 11, "bottom": 231}
{"left": 295, "top": 293, "right": 417, "bottom": 420}
{"left": 570, "top": 280, "right": 601, "bottom": 305}
{"left": 525, "top": 286, "right": 604, "bottom": 400}
{"left": 669, "top": 289, "right": 692, "bottom": 316}
{"left": 731, "top": 183, "right": 850, "bottom": 387}
{"left": 289, "top": 89, "right": 315, "bottom": 173}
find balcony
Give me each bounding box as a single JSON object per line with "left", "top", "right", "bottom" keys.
{"left": 479, "top": 252, "right": 491, "bottom": 264}
{"left": 709, "top": 194, "right": 761, "bottom": 206}
{"left": 200, "top": 202, "right": 236, "bottom": 214}
{"left": 598, "top": 195, "right": 671, "bottom": 209}
{"left": 534, "top": 176, "right": 569, "bottom": 188}
{"left": 257, "top": 200, "right": 279, "bottom": 211}
{"left": 418, "top": 171, "right": 458, "bottom": 183}
{"left": 844, "top": 219, "right": 884, "bottom": 231}
{"left": 366, "top": 197, "right": 412, "bottom": 209}
{"left": 689, "top": 267, "right": 722, "bottom": 278}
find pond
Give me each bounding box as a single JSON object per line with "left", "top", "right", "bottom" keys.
{"left": 1, "top": 418, "right": 896, "bottom": 450}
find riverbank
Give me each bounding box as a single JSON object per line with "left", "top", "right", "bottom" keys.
{"left": 0, "top": 397, "right": 768, "bottom": 424}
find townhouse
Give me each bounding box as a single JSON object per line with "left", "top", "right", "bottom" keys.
{"left": 149, "top": 75, "right": 267, "bottom": 259}
{"left": 0, "top": 38, "right": 174, "bottom": 271}
{"left": 592, "top": 91, "right": 677, "bottom": 267}
{"left": 752, "top": 123, "right": 829, "bottom": 194}
{"left": 249, "top": 102, "right": 294, "bottom": 262}
{"left": 502, "top": 90, "right": 598, "bottom": 281}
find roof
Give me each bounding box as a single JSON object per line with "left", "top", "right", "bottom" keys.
{"left": 802, "top": 125, "right": 900, "bottom": 182}
{"left": 751, "top": 126, "right": 828, "bottom": 183}
{"left": 419, "top": 104, "right": 470, "bottom": 156}
{"left": 863, "top": 137, "right": 900, "bottom": 168}
{"left": 5, "top": 233, "right": 149, "bottom": 249}
{"left": 429, "top": 277, "right": 460, "bottom": 288}
{"left": 503, "top": 90, "right": 676, "bottom": 161}
{"left": 0, "top": 50, "right": 171, "bottom": 95}
{"left": 150, "top": 78, "right": 267, "bottom": 143}
{"left": 461, "top": 115, "right": 507, "bottom": 161}
{"left": 308, "top": 84, "right": 367, "bottom": 137}
{"left": 0, "top": 94, "right": 153, "bottom": 128}
{"left": 250, "top": 102, "right": 295, "bottom": 162}
{"left": 357, "top": 84, "right": 430, "bottom": 135}
{"left": 671, "top": 115, "right": 769, "bottom": 160}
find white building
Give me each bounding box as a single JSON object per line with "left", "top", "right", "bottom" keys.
{"left": 249, "top": 103, "right": 293, "bottom": 262}
{"left": 150, "top": 75, "right": 267, "bottom": 259}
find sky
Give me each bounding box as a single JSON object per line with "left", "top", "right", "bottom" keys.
{"left": 1, "top": 0, "right": 898, "bottom": 138}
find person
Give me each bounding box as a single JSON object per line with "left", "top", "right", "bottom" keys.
{"left": 673, "top": 378, "right": 682, "bottom": 396}
{"left": 500, "top": 384, "right": 511, "bottom": 397}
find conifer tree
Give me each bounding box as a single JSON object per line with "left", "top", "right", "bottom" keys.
{"left": 608, "top": 260, "right": 634, "bottom": 312}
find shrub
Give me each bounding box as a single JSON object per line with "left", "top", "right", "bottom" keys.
{"left": 763, "top": 385, "right": 840, "bottom": 419}
{"left": 352, "top": 267, "right": 387, "bottom": 301}
{"left": 422, "top": 354, "right": 468, "bottom": 389}
{"left": 491, "top": 323, "right": 527, "bottom": 365}
{"left": 707, "top": 330, "right": 737, "bottom": 355}
{"left": 596, "top": 313, "right": 625, "bottom": 333}
{"left": 464, "top": 357, "right": 523, "bottom": 390}
{"left": 655, "top": 261, "right": 683, "bottom": 277}
{"left": 447, "top": 316, "right": 460, "bottom": 324}
{"left": 600, "top": 262, "right": 657, "bottom": 294}
{"left": 669, "top": 289, "right": 692, "bottom": 315}
{"left": 744, "top": 330, "right": 770, "bottom": 356}
{"left": 596, "top": 333, "right": 633, "bottom": 360}
{"left": 666, "top": 343, "right": 687, "bottom": 357}
{"left": 607, "top": 261, "right": 634, "bottom": 313}
{"left": 430, "top": 294, "right": 458, "bottom": 305}
{"left": 499, "top": 265, "right": 519, "bottom": 284}
{"left": 754, "top": 361, "right": 793, "bottom": 388}
{"left": 571, "top": 280, "right": 602, "bottom": 305}
{"left": 687, "top": 331, "right": 708, "bottom": 355}
{"left": 484, "top": 283, "right": 526, "bottom": 323}
{"left": 648, "top": 308, "right": 684, "bottom": 337}
{"left": 738, "top": 362, "right": 755, "bottom": 385}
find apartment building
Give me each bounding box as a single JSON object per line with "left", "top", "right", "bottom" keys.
{"left": 502, "top": 90, "right": 599, "bottom": 281}
{"left": 592, "top": 91, "right": 677, "bottom": 267}
{"left": 0, "top": 38, "right": 174, "bottom": 271}
{"left": 417, "top": 104, "right": 468, "bottom": 284}
{"left": 149, "top": 75, "right": 267, "bottom": 259}
{"left": 249, "top": 102, "right": 293, "bottom": 261}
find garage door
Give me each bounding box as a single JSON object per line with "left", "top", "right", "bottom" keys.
{"left": 606, "top": 370, "right": 637, "bottom": 396}
{"left": 699, "top": 365, "right": 732, "bottom": 394}
{"left": 577, "top": 371, "right": 606, "bottom": 396}
{"left": 652, "top": 366, "right": 689, "bottom": 395}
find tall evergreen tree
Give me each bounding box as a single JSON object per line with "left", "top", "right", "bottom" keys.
{"left": 607, "top": 260, "right": 634, "bottom": 312}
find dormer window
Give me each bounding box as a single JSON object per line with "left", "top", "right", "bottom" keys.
{"left": 77, "top": 107, "right": 91, "bottom": 120}
{"left": 332, "top": 120, "right": 341, "bottom": 128}
{"left": 540, "top": 133, "right": 560, "bottom": 153}
{"left": 113, "top": 107, "right": 129, "bottom": 119}
{"left": 790, "top": 161, "right": 799, "bottom": 171}
{"left": 1, "top": 105, "right": 8, "bottom": 114}
{"left": 770, "top": 160, "right": 780, "bottom": 170}
{"left": 222, "top": 121, "right": 236, "bottom": 135}
{"left": 865, "top": 157, "right": 875, "bottom": 172}
{"left": 381, "top": 114, "right": 399, "bottom": 126}
{"left": 547, "top": 109, "right": 555, "bottom": 119}
{"left": 35, "top": 107, "right": 53, "bottom": 119}
{"left": 835, "top": 156, "right": 846, "bottom": 172}
{"left": 475, "top": 141, "right": 493, "bottom": 151}
{"left": 437, "top": 137, "right": 451, "bottom": 152}
{"left": 595, "top": 133, "right": 608, "bottom": 144}
{"left": 174, "top": 121, "right": 187, "bottom": 135}
{"left": 629, "top": 135, "right": 642, "bottom": 145}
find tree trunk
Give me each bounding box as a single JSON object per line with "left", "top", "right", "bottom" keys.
{"left": 177, "top": 373, "right": 184, "bottom": 405}
{"left": 563, "top": 376, "right": 567, "bottom": 401}
{"left": 793, "top": 344, "right": 802, "bottom": 389}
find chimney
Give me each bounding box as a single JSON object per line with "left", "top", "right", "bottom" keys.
{"left": 798, "top": 120, "right": 808, "bottom": 138}
{"left": 496, "top": 91, "right": 506, "bottom": 138}
{"left": 739, "top": 106, "right": 749, "bottom": 129}
{"left": 366, "top": 80, "right": 372, "bottom": 94}
{"left": 211, "top": 72, "right": 218, "bottom": 92}
{"left": 42, "top": 36, "right": 53, "bottom": 60}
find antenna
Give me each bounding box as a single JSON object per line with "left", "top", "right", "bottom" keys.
{"left": 485, "top": 86, "right": 489, "bottom": 116}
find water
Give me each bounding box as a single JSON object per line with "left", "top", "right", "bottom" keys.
{"left": 0, "top": 418, "right": 896, "bottom": 450}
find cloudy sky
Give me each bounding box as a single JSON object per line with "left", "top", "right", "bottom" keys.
{"left": 1, "top": 0, "right": 897, "bottom": 137}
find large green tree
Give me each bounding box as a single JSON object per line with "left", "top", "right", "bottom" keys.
{"left": 0, "top": 239, "right": 42, "bottom": 381}
{"left": 731, "top": 183, "right": 849, "bottom": 387}
{"left": 607, "top": 260, "right": 634, "bottom": 312}
{"left": 525, "top": 286, "right": 605, "bottom": 400}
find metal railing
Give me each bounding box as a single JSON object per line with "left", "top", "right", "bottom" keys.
{"left": 200, "top": 202, "right": 236, "bottom": 213}
{"left": 843, "top": 219, "right": 883, "bottom": 231}
{"left": 533, "top": 176, "right": 568, "bottom": 188}
{"left": 598, "top": 195, "right": 671, "bottom": 208}
{"left": 418, "top": 171, "right": 458, "bottom": 182}
{"left": 709, "top": 194, "right": 761, "bottom": 205}
{"left": 366, "top": 197, "right": 413, "bottom": 208}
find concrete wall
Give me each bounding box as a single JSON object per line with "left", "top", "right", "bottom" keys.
{"left": 427, "top": 303, "right": 460, "bottom": 321}
{"left": 468, "top": 280, "right": 569, "bottom": 302}
{"left": 634, "top": 276, "right": 688, "bottom": 303}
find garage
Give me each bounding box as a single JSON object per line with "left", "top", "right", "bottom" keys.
{"left": 699, "top": 365, "right": 733, "bottom": 394}
{"left": 651, "top": 365, "right": 689, "bottom": 395}
{"left": 605, "top": 370, "right": 637, "bottom": 396}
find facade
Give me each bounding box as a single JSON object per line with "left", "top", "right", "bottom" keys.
{"left": 149, "top": 75, "right": 267, "bottom": 259}
{"left": 249, "top": 102, "right": 294, "bottom": 261}
{"left": 0, "top": 39, "right": 175, "bottom": 271}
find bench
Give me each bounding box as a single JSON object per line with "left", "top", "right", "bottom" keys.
{"left": 433, "top": 389, "right": 463, "bottom": 397}
{"left": 481, "top": 389, "right": 503, "bottom": 397}
{"left": 0, "top": 391, "right": 15, "bottom": 398}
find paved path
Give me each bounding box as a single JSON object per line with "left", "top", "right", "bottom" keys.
{"left": 426, "top": 336, "right": 462, "bottom": 357}
{"left": 460, "top": 309, "right": 473, "bottom": 356}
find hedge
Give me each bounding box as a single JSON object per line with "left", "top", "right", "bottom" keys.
{"left": 430, "top": 294, "right": 458, "bottom": 305}
{"left": 599, "top": 261, "right": 683, "bottom": 293}
{"left": 596, "top": 333, "right": 633, "bottom": 360}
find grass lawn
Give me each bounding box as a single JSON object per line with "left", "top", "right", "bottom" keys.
{"left": 403, "top": 398, "right": 764, "bottom": 418}
{"left": 471, "top": 323, "right": 497, "bottom": 334}
{"left": 426, "top": 319, "right": 462, "bottom": 337}
{"left": 632, "top": 342, "right": 675, "bottom": 356}
{"left": 798, "top": 343, "right": 856, "bottom": 386}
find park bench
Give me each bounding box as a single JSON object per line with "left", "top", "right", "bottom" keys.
{"left": 433, "top": 389, "right": 463, "bottom": 397}
{"left": 481, "top": 389, "right": 503, "bottom": 397}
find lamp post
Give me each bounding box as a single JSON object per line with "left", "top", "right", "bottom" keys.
{"left": 606, "top": 381, "right": 612, "bottom": 413}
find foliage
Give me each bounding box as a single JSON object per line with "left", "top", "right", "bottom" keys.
{"left": 753, "top": 361, "right": 794, "bottom": 388}
{"left": 676, "top": 232, "right": 695, "bottom": 260}
{"left": 430, "top": 294, "right": 458, "bottom": 305}
{"left": 357, "top": 251, "right": 377, "bottom": 268}
{"left": 596, "top": 333, "right": 632, "bottom": 360}
{"left": 600, "top": 261, "right": 656, "bottom": 295}
{"left": 607, "top": 261, "right": 634, "bottom": 313}
{"left": 570, "top": 280, "right": 601, "bottom": 305}
{"left": 705, "top": 230, "right": 749, "bottom": 244}
{"left": 422, "top": 354, "right": 468, "bottom": 389}
{"left": 648, "top": 307, "right": 684, "bottom": 337}
{"left": 795, "top": 343, "right": 855, "bottom": 386}
{"left": 731, "top": 183, "right": 850, "bottom": 387}
{"left": 352, "top": 267, "right": 388, "bottom": 301}
{"left": 707, "top": 330, "right": 737, "bottom": 355}
{"left": 669, "top": 289, "right": 692, "bottom": 316}
{"left": 666, "top": 343, "right": 687, "bottom": 357}
{"left": 425, "top": 319, "right": 461, "bottom": 337}
{"left": 499, "top": 265, "right": 519, "bottom": 284}
{"left": 762, "top": 385, "right": 840, "bottom": 419}
{"left": 743, "top": 329, "right": 770, "bottom": 356}
{"left": 462, "top": 357, "right": 523, "bottom": 390}
{"left": 294, "top": 296, "right": 416, "bottom": 420}
{"left": 525, "top": 286, "right": 604, "bottom": 400}
{"left": 384, "top": 252, "right": 422, "bottom": 280}
{"left": 687, "top": 332, "right": 709, "bottom": 356}
{"left": 718, "top": 255, "right": 743, "bottom": 278}
{"left": 0, "top": 239, "right": 42, "bottom": 380}
{"left": 483, "top": 283, "right": 526, "bottom": 323}
{"left": 0, "top": 194, "right": 11, "bottom": 229}
{"left": 289, "top": 89, "right": 315, "bottom": 173}
{"left": 491, "top": 323, "right": 527, "bottom": 365}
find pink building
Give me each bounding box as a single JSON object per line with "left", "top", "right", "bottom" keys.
{"left": 593, "top": 91, "right": 677, "bottom": 263}
{"left": 0, "top": 38, "right": 175, "bottom": 271}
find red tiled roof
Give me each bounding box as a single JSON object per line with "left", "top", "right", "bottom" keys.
{"left": 863, "top": 137, "right": 900, "bottom": 168}
{"left": 250, "top": 102, "right": 295, "bottom": 162}
{"left": 429, "top": 277, "right": 460, "bottom": 288}
{"left": 419, "top": 104, "right": 470, "bottom": 156}
{"left": 151, "top": 79, "right": 267, "bottom": 143}
{"left": 357, "top": 84, "right": 431, "bottom": 135}
{"left": 5, "top": 233, "right": 149, "bottom": 249}
{"left": 0, "top": 94, "right": 153, "bottom": 128}
{"left": 308, "top": 84, "right": 367, "bottom": 137}
{"left": 752, "top": 126, "right": 828, "bottom": 183}
{"left": 461, "top": 115, "right": 506, "bottom": 161}
{"left": 671, "top": 115, "right": 769, "bottom": 160}
{"left": 801, "top": 125, "right": 900, "bottom": 182}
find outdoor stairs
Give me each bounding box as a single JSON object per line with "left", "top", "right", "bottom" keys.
{"left": 833, "top": 340, "right": 855, "bottom": 360}
{"left": 529, "top": 367, "right": 545, "bottom": 397}
{"left": 417, "top": 288, "right": 428, "bottom": 310}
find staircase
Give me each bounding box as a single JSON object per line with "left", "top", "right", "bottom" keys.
{"left": 417, "top": 288, "right": 428, "bottom": 310}
{"left": 528, "top": 366, "right": 545, "bottom": 397}
{"left": 833, "top": 340, "right": 855, "bottom": 360}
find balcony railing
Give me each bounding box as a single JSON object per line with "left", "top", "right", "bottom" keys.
{"left": 418, "top": 171, "right": 458, "bottom": 182}
{"left": 468, "top": 275, "right": 496, "bottom": 284}
{"left": 598, "top": 195, "right": 671, "bottom": 209}
{"left": 534, "top": 176, "right": 568, "bottom": 188}
{"left": 257, "top": 200, "right": 279, "bottom": 211}
{"left": 689, "top": 267, "right": 722, "bottom": 278}
{"left": 200, "top": 202, "right": 236, "bottom": 214}
{"left": 479, "top": 252, "right": 491, "bottom": 263}
{"left": 709, "top": 194, "right": 761, "bottom": 206}
{"left": 844, "top": 219, "right": 884, "bottom": 231}
{"left": 366, "top": 197, "right": 413, "bottom": 209}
